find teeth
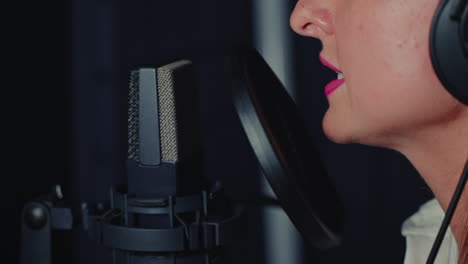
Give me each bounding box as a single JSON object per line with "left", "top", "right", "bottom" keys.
{"left": 337, "top": 72, "right": 344, "bottom": 79}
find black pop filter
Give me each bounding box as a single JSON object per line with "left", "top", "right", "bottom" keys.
{"left": 225, "top": 47, "right": 343, "bottom": 249}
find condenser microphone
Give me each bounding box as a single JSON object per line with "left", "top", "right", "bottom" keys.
{"left": 126, "top": 61, "right": 204, "bottom": 198}
{"left": 19, "top": 60, "right": 241, "bottom": 264}
{"left": 105, "top": 61, "right": 235, "bottom": 264}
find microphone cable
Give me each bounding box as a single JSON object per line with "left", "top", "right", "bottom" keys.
{"left": 426, "top": 157, "right": 468, "bottom": 264}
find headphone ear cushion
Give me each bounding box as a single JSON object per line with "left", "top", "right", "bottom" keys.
{"left": 430, "top": 1, "right": 468, "bottom": 105}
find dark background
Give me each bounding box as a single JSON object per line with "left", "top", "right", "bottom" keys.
{"left": 6, "top": 0, "right": 433, "bottom": 263}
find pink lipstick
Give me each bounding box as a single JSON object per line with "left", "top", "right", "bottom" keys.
{"left": 324, "top": 79, "right": 345, "bottom": 96}
{"left": 319, "top": 56, "right": 345, "bottom": 96}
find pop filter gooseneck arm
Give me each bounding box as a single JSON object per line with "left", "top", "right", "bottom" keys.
{"left": 426, "top": 158, "right": 468, "bottom": 264}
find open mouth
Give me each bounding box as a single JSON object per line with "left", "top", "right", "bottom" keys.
{"left": 319, "top": 56, "right": 345, "bottom": 96}
{"left": 319, "top": 56, "right": 342, "bottom": 74}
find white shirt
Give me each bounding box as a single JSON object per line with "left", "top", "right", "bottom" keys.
{"left": 402, "top": 198, "right": 459, "bottom": 264}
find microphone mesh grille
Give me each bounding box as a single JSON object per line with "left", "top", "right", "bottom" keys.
{"left": 157, "top": 61, "right": 192, "bottom": 163}
{"left": 128, "top": 71, "right": 140, "bottom": 161}
{"left": 127, "top": 61, "right": 193, "bottom": 164}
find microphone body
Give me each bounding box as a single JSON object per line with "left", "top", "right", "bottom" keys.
{"left": 111, "top": 61, "right": 211, "bottom": 263}
{"left": 127, "top": 62, "right": 204, "bottom": 198}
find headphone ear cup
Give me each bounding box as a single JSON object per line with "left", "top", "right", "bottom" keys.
{"left": 430, "top": 0, "right": 468, "bottom": 105}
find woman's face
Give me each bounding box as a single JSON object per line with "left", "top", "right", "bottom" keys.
{"left": 290, "top": 0, "right": 463, "bottom": 148}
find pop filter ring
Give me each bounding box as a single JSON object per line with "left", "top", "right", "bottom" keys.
{"left": 225, "top": 47, "right": 343, "bottom": 250}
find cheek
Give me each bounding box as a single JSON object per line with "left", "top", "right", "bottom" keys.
{"left": 338, "top": 0, "right": 440, "bottom": 105}
{"left": 337, "top": 0, "right": 438, "bottom": 77}
{"left": 332, "top": 0, "right": 460, "bottom": 140}
{"left": 338, "top": 1, "right": 433, "bottom": 76}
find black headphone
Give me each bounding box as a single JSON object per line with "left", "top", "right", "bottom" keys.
{"left": 427, "top": 2, "right": 468, "bottom": 263}
{"left": 430, "top": 0, "right": 468, "bottom": 105}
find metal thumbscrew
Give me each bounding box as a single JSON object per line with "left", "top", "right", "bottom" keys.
{"left": 24, "top": 203, "right": 48, "bottom": 230}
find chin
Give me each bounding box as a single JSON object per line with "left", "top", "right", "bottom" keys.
{"left": 322, "top": 112, "right": 356, "bottom": 144}
{"left": 322, "top": 111, "right": 391, "bottom": 147}
{"left": 322, "top": 113, "right": 405, "bottom": 151}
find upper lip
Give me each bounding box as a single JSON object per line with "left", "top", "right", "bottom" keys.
{"left": 319, "top": 56, "right": 342, "bottom": 73}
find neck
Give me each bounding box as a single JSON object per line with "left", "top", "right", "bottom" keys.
{"left": 392, "top": 111, "right": 468, "bottom": 253}
{"left": 403, "top": 147, "right": 468, "bottom": 251}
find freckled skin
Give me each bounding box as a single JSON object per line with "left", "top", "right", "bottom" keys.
{"left": 289, "top": 0, "right": 463, "bottom": 148}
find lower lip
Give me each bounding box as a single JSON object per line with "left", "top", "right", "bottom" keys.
{"left": 325, "top": 79, "right": 345, "bottom": 96}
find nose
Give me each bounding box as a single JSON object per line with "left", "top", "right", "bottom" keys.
{"left": 289, "top": 0, "right": 334, "bottom": 39}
